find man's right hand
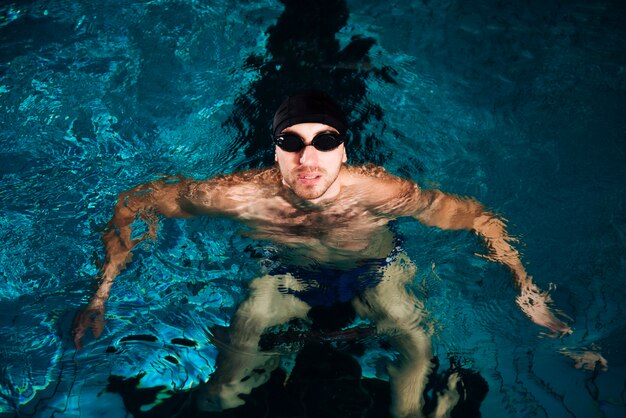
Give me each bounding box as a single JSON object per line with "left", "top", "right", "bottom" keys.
{"left": 73, "top": 297, "right": 106, "bottom": 350}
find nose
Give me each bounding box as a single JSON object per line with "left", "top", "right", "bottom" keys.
{"left": 299, "top": 144, "right": 319, "bottom": 166}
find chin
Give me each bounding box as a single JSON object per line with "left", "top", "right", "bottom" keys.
{"left": 283, "top": 176, "right": 332, "bottom": 201}
{"left": 292, "top": 185, "right": 328, "bottom": 200}
{"left": 295, "top": 190, "right": 324, "bottom": 200}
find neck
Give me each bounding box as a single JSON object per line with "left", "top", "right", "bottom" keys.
{"left": 280, "top": 179, "right": 341, "bottom": 209}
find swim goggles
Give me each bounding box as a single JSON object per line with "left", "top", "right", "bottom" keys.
{"left": 273, "top": 132, "right": 343, "bottom": 152}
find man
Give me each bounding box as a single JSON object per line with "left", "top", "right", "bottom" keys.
{"left": 74, "top": 91, "right": 571, "bottom": 418}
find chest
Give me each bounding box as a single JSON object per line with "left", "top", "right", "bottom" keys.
{"left": 247, "top": 198, "right": 378, "bottom": 233}
{"left": 249, "top": 205, "right": 392, "bottom": 258}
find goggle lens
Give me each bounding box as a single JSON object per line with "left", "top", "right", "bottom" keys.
{"left": 274, "top": 133, "right": 343, "bottom": 152}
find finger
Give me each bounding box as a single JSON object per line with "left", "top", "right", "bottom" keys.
{"left": 92, "top": 316, "right": 104, "bottom": 338}
{"left": 74, "top": 322, "right": 86, "bottom": 350}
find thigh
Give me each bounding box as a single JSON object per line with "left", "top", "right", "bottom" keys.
{"left": 352, "top": 252, "right": 428, "bottom": 331}
{"left": 230, "top": 274, "right": 311, "bottom": 342}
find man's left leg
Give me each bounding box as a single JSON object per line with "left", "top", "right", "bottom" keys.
{"left": 352, "top": 252, "right": 459, "bottom": 418}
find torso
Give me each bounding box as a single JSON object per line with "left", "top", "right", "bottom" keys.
{"left": 209, "top": 166, "right": 401, "bottom": 268}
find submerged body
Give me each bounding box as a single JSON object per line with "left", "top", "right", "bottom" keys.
{"left": 74, "top": 96, "right": 572, "bottom": 418}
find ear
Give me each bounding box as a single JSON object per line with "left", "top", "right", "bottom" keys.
{"left": 342, "top": 148, "right": 347, "bottom": 163}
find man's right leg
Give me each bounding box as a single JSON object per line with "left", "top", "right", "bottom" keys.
{"left": 196, "top": 274, "right": 310, "bottom": 411}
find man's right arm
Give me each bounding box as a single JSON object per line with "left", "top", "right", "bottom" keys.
{"left": 93, "top": 177, "right": 202, "bottom": 301}
{"left": 73, "top": 175, "right": 234, "bottom": 348}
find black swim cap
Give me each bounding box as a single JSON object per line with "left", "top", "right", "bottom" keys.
{"left": 272, "top": 91, "right": 347, "bottom": 137}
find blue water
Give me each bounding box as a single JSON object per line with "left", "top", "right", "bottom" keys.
{"left": 1, "top": 0, "right": 625, "bottom": 416}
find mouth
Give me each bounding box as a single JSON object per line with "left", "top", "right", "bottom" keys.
{"left": 297, "top": 173, "right": 322, "bottom": 184}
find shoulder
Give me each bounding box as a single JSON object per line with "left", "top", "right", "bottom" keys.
{"left": 342, "top": 164, "right": 415, "bottom": 192}
{"left": 181, "top": 168, "right": 281, "bottom": 213}
{"left": 341, "top": 164, "right": 421, "bottom": 210}
{"left": 342, "top": 163, "right": 390, "bottom": 180}
{"left": 190, "top": 168, "right": 280, "bottom": 191}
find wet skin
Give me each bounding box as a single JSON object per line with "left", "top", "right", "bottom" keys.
{"left": 74, "top": 122, "right": 572, "bottom": 345}
{"left": 180, "top": 123, "right": 420, "bottom": 267}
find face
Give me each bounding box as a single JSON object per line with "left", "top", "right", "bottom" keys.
{"left": 275, "top": 123, "right": 347, "bottom": 202}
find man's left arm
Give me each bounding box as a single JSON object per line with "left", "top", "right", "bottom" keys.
{"left": 409, "top": 186, "right": 572, "bottom": 337}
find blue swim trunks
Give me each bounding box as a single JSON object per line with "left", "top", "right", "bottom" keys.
{"left": 263, "top": 247, "right": 401, "bottom": 307}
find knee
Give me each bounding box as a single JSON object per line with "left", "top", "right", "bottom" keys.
{"left": 236, "top": 275, "right": 310, "bottom": 329}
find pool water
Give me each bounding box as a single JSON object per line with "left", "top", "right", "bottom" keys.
{"left": 1, "top": 0, "right": 625, "bottom": 417}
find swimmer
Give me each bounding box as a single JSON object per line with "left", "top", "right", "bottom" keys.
{"left": 73, "top": 91, "right": 572, "bottom": 418}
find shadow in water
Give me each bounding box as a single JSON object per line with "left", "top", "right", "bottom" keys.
{"left": 105, "top": 344, "right": 488, "bottom": 418}
{"left": 103, "top": 306, "right": 487, "bottom": 418}
{"left": 225, "top": 0, "right": 397, "bottom": 169}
